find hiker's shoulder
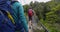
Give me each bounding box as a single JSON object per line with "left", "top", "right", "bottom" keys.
{"left": 12, "top": 1, "right": 21, "bottom": 6}
{"left": 12, "top": 1, "right": 20, "bottom": 5}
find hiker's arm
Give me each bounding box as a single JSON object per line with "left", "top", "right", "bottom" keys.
{"left": 18, "top": 3, "right": 28, "bottom": 32}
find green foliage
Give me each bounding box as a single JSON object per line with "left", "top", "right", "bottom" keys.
{"left": 23, "top": 5, "right": 29, "bottom": 14}
{"left": 23, "top": 0, "right": 60, "bottom": 32}
{"left": 46, "top": 4, "right": 60, "bottom": 23}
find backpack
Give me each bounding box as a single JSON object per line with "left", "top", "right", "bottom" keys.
{"left": 0, "top": 0, "right": 15, "bottom": 32}
{"left": 28, "top": 9, "right": 33, "bottom": 17}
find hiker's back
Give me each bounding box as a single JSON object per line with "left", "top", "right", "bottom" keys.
{"left": 28, "top": 9, "right": 33, "bottom": 17}
{"left": 0, "top": 0, "right": 15, "bottom": 32}
{"left": 11, "top": 1, "right": 25, "bottom": 30}
{"left": 11, "top": 1, "right": 28, "bottom": 32}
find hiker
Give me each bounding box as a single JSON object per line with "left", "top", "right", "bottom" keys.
{"left": 28, "top": 7, "right": 34, "bottom": 29}
{"left": 28, "top": 7, "right": 34, "bottom": 21}
{"left": 10, "top": 0, "right": 28, "bottom": 32}
{"left": 0, "top": 0, "right": 15, "bottom": 32}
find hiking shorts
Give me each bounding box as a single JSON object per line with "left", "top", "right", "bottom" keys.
{"left": 29, "top": 16, "right": 32, "bottom": 21}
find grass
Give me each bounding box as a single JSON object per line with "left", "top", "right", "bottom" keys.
{"left": 33, "top": 29, "right": 45, "bottom": 32}
{"left": 37, "top": 19, "right": 60, "bottom": 32}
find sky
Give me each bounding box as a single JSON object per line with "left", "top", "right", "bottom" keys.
{"left": 18, "top": 0, "right": 51, "bottom": 5}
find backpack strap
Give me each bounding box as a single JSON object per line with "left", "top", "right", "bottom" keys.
{"left": 0, "top": 10, "right": 12, "bottom": 28}
{"left": 0, "top": 9, "right": 15, "bottom": 24}
{"left": 7, "top": 11, "right": 15, "bottom": 24}
{"left": 6, "top": 1, "right": 15, "bottom": 24}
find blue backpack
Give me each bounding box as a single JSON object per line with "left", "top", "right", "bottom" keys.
{"left": 0, "top": 0, "right": 15, "bottom": 32}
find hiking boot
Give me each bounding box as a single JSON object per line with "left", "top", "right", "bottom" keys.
{"left": 29, "top": 27, "right": 31, "bottom": 29}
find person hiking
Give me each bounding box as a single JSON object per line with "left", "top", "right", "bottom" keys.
{"left": 10, "top": 0, "right": 28, "bottom": 32}
{"left": 28, "top": 7, "right": 34, "bottom": 29}
{"left": 0, "top": 0, "right": 15, "bottom": 32}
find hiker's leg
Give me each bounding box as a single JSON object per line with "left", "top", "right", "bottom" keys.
{"left": 29, "top": 16, "right": 30, "bottom": 21}
{"left": 29, "top": 16, "right": 31, "bottom": 27}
